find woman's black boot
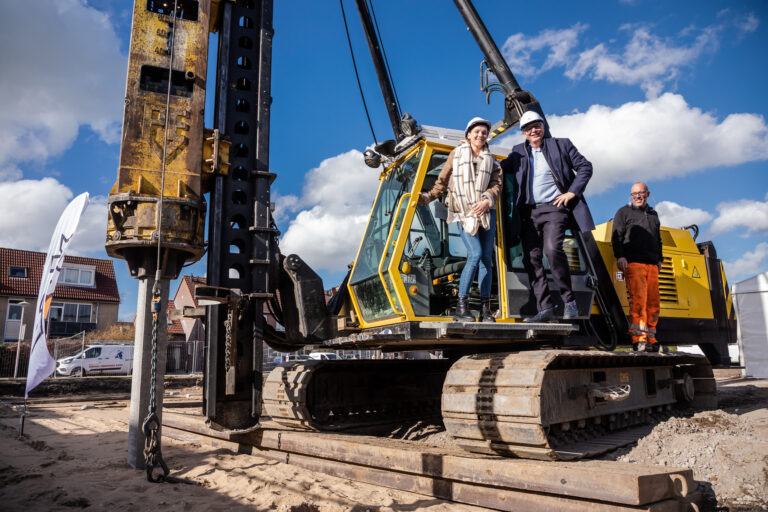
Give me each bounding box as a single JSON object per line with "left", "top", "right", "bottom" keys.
{"left": 453, "top": 297, "right": 475, "bottom": 322}
{"left": 480, "top": 299, "right": 495, "bottom": 323}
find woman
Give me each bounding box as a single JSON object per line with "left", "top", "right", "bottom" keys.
{"left": 419, "top": 117, "right": 502, "bottom": 322}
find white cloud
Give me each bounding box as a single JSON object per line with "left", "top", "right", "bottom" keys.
{"left": 567, "top": 26, "right": 718, "bottom": 98}
{"left": 725, "top": 242, "right": 768, "bottom": 281}
{"left": 0, "top": 178, "right": 107, "bottom": 256}
{"left": 272, "top": 193, "right": 300, "bottom": 223}
{"left": 655, "top": 201, "right": 713, "bottom": 228}
{"left": 0, "top": 166, "right": 22, "bottom": 182}
{"left": 278, "top": 151, "right": 381, "bottom": 271}
{"left": 710, "top": 198, "right": 768, "bottom": 236}
{"left": 497, "top": 93, "right": 768, "bottom": 194}
{"left": 68, "top": 195, "right": 109, "bottom": 257}
{"left": 501, "top": 24, "right": 588, "bottom": 78}
{"left": 736, "top": 13, "right": 759, "bottom": 35}
{"left": 500, "top": 19, "right": 755, "bottom": 98}
{"left": 0, "top": 0, "right": 125, "bottom": 175}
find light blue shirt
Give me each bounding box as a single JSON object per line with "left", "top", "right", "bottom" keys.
{"left": 528, "top": 147, "right": 559, "bottom": 204}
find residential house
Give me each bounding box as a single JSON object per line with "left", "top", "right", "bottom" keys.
{"left": 173, "top": 275, "right": 206, "bottom": 343}
{"left": 166, "top": 300, "right": 186, "bottom": 342}
{"left": 0, "top": 247, "right": 120, "bottom": 342}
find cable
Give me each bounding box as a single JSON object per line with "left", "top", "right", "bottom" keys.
{"left": 155, "top": 0, "right": 179, "bottom": 283}
{"left": 339, "top": 0, "right": 377, "bottom": 143}
{"left": 367, "top": 0, "right": 401, "bottom": 116}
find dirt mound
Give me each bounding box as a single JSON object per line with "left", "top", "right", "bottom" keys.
{"left": 602, "top": 381, "right": 768, "bottom": 512}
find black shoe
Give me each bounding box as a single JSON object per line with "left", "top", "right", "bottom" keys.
{"left": 453, "top": 297, "right": 475, "bottom": 322}
{"left": 480, "top": 299, "right": 495, "bottom": 323}
{"left": 645, "top": 342, "right": 660, "bottom": 353}
{"left": 523, "top": 307, "right": 556, "bottom": 323}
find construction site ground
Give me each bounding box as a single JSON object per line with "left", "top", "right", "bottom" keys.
{"left": 0, "top": 369, "right": 765, "bottom": 512}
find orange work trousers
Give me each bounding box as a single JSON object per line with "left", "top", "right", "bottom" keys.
{"left": 625, "top": 262, "right": 660, "bottom": 344}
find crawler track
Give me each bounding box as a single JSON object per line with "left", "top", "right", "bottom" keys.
{"left": 263, "top": 359, "right": 451, "bottom": 430}
{"left": 442, "top": 350, "right": 716, "bottom": 460}
{"left": 263, "top": 350, "right": 715, "bottom": 462}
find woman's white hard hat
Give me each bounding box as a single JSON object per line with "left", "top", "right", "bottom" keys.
{"left": 464, "top": 117, "right": 492, "bottom": 138}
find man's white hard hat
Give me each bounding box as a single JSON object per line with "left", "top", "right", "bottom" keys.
{"left": 519, "top": 111, "right": 544, "bottom": 129}
{"left": 464, "top": 117, "right": 492, "bottom": 137}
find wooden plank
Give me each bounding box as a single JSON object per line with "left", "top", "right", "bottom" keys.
{"left": 162, "top": 412, "right": 694, "bottom": 506}
{"left": 248, "top": 446, "right": 690, "bottom": 512}
{"left": 163, "top": 423, "right": 691, "bottom": 512}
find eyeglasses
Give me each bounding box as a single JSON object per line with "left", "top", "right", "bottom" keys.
{"left": 522, "top": 122, "right": 543, "bottom": 133}
{"left": 630, "top": 192, "right": 648, "bottom": 197}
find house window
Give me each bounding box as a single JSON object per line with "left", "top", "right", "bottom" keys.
{"left": 9, "top": 266, "right": 27, "bottom": 278}
{"left": 49, "top": 303, "right": 63, "bottom": 322}
{"left": 7, "top": 299, "right": 24, "bottom": 320}
{"left": 58, "top": 265, "right": 95, "bottom": 286}
{"left": 50, "top": 302, "right": 92, "bottom": 323}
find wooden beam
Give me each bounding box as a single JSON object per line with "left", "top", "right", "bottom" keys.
{"left": 162, "top": 412, "right": 695, "bottom": 509}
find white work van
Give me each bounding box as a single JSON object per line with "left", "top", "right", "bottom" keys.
{"left": 308, "top": 352, "right": 340, "bottom": 361}
{"left": 56, "top": 345, "right": 133, "bottom": 376}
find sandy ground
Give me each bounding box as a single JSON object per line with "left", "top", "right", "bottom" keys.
{"left": 0, "top": 399, "right": 484, "bottom": 512}
{"left": 1, "top": 373, "right": 766, "bottom": 512}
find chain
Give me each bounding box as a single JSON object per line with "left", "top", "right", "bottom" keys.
{"left": 142, "top": 0, "right": 176, "bottom": 485}
{"left": 142, "top": 293, "right": 169, "bottom": 482}
{"left": 141, "top": 288, "right": 196, "bottom": 485}
{"left": 224, "top": 306, "right": 233, "bottom": 374}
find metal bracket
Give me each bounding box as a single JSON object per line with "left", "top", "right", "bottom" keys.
{"left": 202, "top": 128, "right": 231, "bottom": 176}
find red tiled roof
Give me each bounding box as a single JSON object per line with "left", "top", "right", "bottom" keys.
{"left": 181, "top": 275, "right": 207, "bottom": 307}
{"left": 0, "top": 247, "right": 120, "bottom": 303}
{"left": 167, "top": 299, "right": 184, "bottom": 334}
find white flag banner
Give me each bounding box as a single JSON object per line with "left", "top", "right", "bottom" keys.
{"left": 26, "top": 192, "right": 90, "bottom": 398}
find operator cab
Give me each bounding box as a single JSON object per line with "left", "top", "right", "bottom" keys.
{"left": 346, "top": 125, "right": 596, "bottom": 331}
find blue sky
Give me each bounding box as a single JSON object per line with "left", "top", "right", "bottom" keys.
{"left": 0, "top": 0, "right": 766, "bottom": 321}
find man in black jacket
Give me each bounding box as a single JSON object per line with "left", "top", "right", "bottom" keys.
{"left": 611, "top": 182, "right": 663, "bottom": 351}
{"left": 501, "top": 111, "right": 594, "bottom": 322}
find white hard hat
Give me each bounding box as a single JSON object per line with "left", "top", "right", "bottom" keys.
{"left": 520, "top": 111, "right": 544, "bottom": 129}
{"left": 464, "top": 117, "right": 492, "bottom": 137}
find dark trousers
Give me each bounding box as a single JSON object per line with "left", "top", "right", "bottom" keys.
{"left": 520, "top": 205, "right": 574, "bottom": 311}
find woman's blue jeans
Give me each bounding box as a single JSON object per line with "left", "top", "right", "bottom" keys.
{"left": 458, "top": 209, "right": 496, "bottom": 298}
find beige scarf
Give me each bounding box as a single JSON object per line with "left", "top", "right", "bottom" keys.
{"left": 447, "top": 143, "right": 494, "bottom": 235}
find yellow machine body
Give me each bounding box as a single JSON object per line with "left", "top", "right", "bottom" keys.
{"left": 106, "top": 0, "right": 212, "bottom": 279}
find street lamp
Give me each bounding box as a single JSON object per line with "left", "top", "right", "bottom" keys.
{"left": 13, "top": 301, "right": 30, "bottom": 379}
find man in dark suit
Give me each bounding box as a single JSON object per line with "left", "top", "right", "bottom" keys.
{"left": 501, "top": 111, "right": 595, "bottom": 322}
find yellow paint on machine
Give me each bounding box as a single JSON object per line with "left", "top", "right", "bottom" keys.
{"left": 106, "top": 0, "right": 215, "bottom": 278}
{"left": 591, "top": 222, "right": 715, "bottom": 320}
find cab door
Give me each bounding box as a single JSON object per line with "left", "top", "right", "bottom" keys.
{"left": 348, "top": 146, "right": 425, "bottom": 327}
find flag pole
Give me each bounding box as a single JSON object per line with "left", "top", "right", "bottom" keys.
{"left": 19, "top": 399, "right": 27, "bottom": 440}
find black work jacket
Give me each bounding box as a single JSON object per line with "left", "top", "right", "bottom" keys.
{"left": 611, "top": 204, "right": 663, "bottom": 265}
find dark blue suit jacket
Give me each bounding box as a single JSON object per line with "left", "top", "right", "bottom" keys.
{"left": 500, "top": 137, "right": 595, "bottom": 233}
